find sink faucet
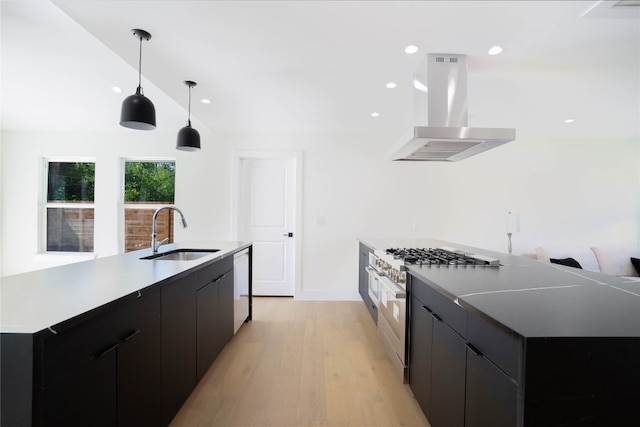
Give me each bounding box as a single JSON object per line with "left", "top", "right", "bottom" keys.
{"left": 151, "top": 206, "right": 188, "bottom": 253}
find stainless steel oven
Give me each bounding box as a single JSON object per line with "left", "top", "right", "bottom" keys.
{"left": 367, "top": 247, "right": 499, "bottom": 384}
{"left": 377, "top": 273, "right": 407, "bottom": 382}
{"left": 369, "top": 249, "right": 409, "bottom": 383}
{"left": 366, "top": 253, "right": 382, "bottom": 307}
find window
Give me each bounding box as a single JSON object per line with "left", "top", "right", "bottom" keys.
{"left": 45, "top": 161, "right": 95, "bottom": 252}
{"left": 123, "top": 161, "right": 176, "bottom": 252}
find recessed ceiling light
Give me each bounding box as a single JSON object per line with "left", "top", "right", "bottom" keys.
{"left": 201, "top": 98, "right": 212, "bottom": 104}
{"left": 386, "top": 82, "right": 397, "bottom": 89}
{"left": 404, "top": 45, "right": 419, "bottom": 55}
{"left": 413, "top": 79, "right": 428, "bottom": 93}
{"left": 564, "top": 119, "right": 574, "bottom": 124}
{"left": 111, "top": 86, "right": 123, "bottom": 93}
{"left": 488, "top": 45, "right": 503, "bottom": 56}
{"left": 371, "top": 112, "right": 380, "bottom": 118}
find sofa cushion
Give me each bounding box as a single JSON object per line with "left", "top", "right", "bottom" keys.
{"left": 520, "top": 253, "right": 537, "bottom": 260}
{"left": 550, "top": 257, "right": 582, "bottom": 269}
{"left": 591, "top": 247, "right": 638, "bottom": 277}
{"left": 535, "top": 247, "right": 551, "bottom": 263}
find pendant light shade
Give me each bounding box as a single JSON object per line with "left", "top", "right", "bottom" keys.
{"left": 120, "top": 29, "right": 156, "bottom": 130}
{"left": 176, "top": 80, "right": 201, "bottom": 151}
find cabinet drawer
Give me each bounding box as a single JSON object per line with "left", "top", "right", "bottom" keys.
{"left": 410, "top": 275, "right": 467, "bottom": 338}
{"left": 43, "top": 290, "right": 160, "bottom": 386}
{"left": 467, "top": 312, "right": 521, "bottom": 380}
{"left": 189, "top": 256, "right": 234, "bottom": 289}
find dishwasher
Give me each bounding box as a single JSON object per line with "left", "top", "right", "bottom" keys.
{"left": 233, "top": 248, "right": 250, "bottom": 334}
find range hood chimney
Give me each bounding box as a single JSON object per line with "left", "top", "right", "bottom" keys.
{"left": 389, "top": 54, "right": 515, "bottom": 161}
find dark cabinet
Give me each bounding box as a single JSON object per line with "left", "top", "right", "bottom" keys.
{"left": 1, "top": 247, "right": 249, "bottom": 427}
{"left": 162, "top": 256, "right": 234, "bottom": 425}
{"left": 44, "top": 345, "right": 117, "bottom": 427}
{"left": 465, "top": 311, "right": 519, "bottom": 427}
{"left": 430, "top": 318, "right": 466, "bottom": 427}
{"left": 409, "top": 297, "right": 433, "bottom": 418}
{"left": 161, "top": 275, "right": 199, "bottom": 425}
{"left": 358, "top": 243, "right": 377, "bottom": 322}
{"left": 217, "top": 271, "right": 234, "bottom": 353}
{"left": 196, "top": 279, "right": 219, "bottom": 381}
{"left": 465, "top": 347, "right": 517, "bottom": 427}
{"left": 196, "top": 270, "right": 233, "bottom": 381}
{"left": 410, "top": 288, "right": 466, "bottom": 427}
{"left": 42, "top": 290, "right": 161, "bottom": 427}
{"left": 410, "top": 275, "right": 519, "bottom": 427}
{"left": 43, "top": 256, "right": 235, "bottom": 427}
{"left": 118, "top": 316, "right": 162, "bottom": 427}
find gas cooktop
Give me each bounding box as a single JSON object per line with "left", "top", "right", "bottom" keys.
{"left": 385, "top": 247, "right": 500, "bottom": 267}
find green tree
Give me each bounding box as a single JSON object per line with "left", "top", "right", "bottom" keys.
{"left": 124, "top": 162, "right": 175, "bottom": 203}
{"left": 47, "top": 162, "right": 95, "bottom": 202}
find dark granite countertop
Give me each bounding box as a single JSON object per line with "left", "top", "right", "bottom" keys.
{"left": 0, "top": 241, "right": 250, "bottom": 334}
{"left": 359, "top": 237, "right": 640, "bottom": 339}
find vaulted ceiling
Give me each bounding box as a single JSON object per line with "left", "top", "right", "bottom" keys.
{"left": 2, "top": 1, "right": 639, "bottom": 141}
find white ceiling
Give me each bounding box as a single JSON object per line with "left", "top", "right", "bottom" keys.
{"left": 1, "top": 0, "right": 639, "bottom": 140}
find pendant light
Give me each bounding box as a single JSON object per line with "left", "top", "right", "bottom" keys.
{"left": 120, "top": 29, "right": 156, "bottom": 130}
{"left": 176, "top": 80, "right": 201, "bottom": 151}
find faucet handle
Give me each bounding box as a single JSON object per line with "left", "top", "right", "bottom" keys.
{"left": 154, "top": 237, "right": 170, "bottom": 251}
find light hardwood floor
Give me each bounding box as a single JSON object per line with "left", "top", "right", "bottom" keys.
{"left": 170, "top": 297, "right": 430, "bottom": 427}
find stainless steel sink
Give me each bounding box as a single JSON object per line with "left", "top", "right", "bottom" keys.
{"left": 140, "top": 248, "right": 220, "bottom": 261}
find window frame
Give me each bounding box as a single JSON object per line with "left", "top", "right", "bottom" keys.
{"left": 119, "top": 157, "right": 176, "bottom": 253}
{"left": 40, "top": 157, "right": 96, "bottom": 255}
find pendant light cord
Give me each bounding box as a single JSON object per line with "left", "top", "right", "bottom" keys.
{"left": 187, "top": 85, "right": 192, "bottom": 126}
{"left": 137, "top": 36, "right": 143, "bottom": 93}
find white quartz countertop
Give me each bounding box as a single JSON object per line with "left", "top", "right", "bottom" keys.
{"left": 0, "top": 241, "right": 250, "bottom": 334}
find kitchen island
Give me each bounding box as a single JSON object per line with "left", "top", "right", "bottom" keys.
{"left": 359, "top": 238, "right": 640, "bottom": 427}
{"left": 1, "top": 241, "right": 252, "bottom": 427}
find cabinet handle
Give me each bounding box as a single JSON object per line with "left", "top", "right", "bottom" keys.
{"left": 431, "top": 312, "right": 443, "bottom": 322}
{"left": 214, "top": 273, "right": 227, "bottom": 283}
{"left": 466, "top": 343, "right": 482, "bottom": 356}
{"left": 98, "top": 343, "right": 119, "bottom": 357}
{"left": 422, "top": 305, "right": 433, "bottom": 313}
{"left": 122, "top": 329, "right": 140, "bottom": 342}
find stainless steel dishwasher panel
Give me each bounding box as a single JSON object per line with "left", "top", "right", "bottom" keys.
{"left": 233, "top": 249, "right": 250, "bottom": 334}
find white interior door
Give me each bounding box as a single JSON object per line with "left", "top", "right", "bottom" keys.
{"left": 238, "top": 157, "right": 296, "bottom": 296}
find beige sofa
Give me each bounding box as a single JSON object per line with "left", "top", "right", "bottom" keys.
{"left": 522, "top": 246, "right": 640, "bottom": 279}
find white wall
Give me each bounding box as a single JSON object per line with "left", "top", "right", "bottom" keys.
{"left": 1, "top": 129, "right": 638, "bottom": 297}
{"left": 0, "top": 129, "right": 224, "bottom": 274}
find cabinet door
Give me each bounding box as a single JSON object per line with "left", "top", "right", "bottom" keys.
{"left": 217, "top": 271, "right": 234, "bottom": 349}
{"left": 43, "top": 346, "right": 117, "bottom": 427}
{"left": 196, "top": 271, "right": 234, "bottom": 381}
{"left": 409, "top": 296, "right": 434, "bottom": 418}
{"left": 162, "top": 277, "right": 198, "bottom": 426}
{"left": 118, "top": 316, "right": 161, "bottom": 427}
{"left": 196, "top": 279, "right": 219, "bottom": 381}
{"left": 430, "top": 318, "right": 467, "bottom": 427}
{"left": 465, "top": 347, "right": 517, "bottom": 427}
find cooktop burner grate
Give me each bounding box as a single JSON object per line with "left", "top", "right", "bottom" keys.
{"left": 385, "top": 247, "right": 499, "bottom": 266}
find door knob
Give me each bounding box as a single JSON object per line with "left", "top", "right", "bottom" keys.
{"left": 283, "top": 232, "right": 293, "bottom": 237}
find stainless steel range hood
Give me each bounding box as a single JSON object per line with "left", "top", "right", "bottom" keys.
{"left": 389, "top": 54, "right": 515, "bottom": 162}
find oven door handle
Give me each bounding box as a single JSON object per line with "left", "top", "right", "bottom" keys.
{"left": 378, "top": 275, "right": 406, "bottom": 299}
